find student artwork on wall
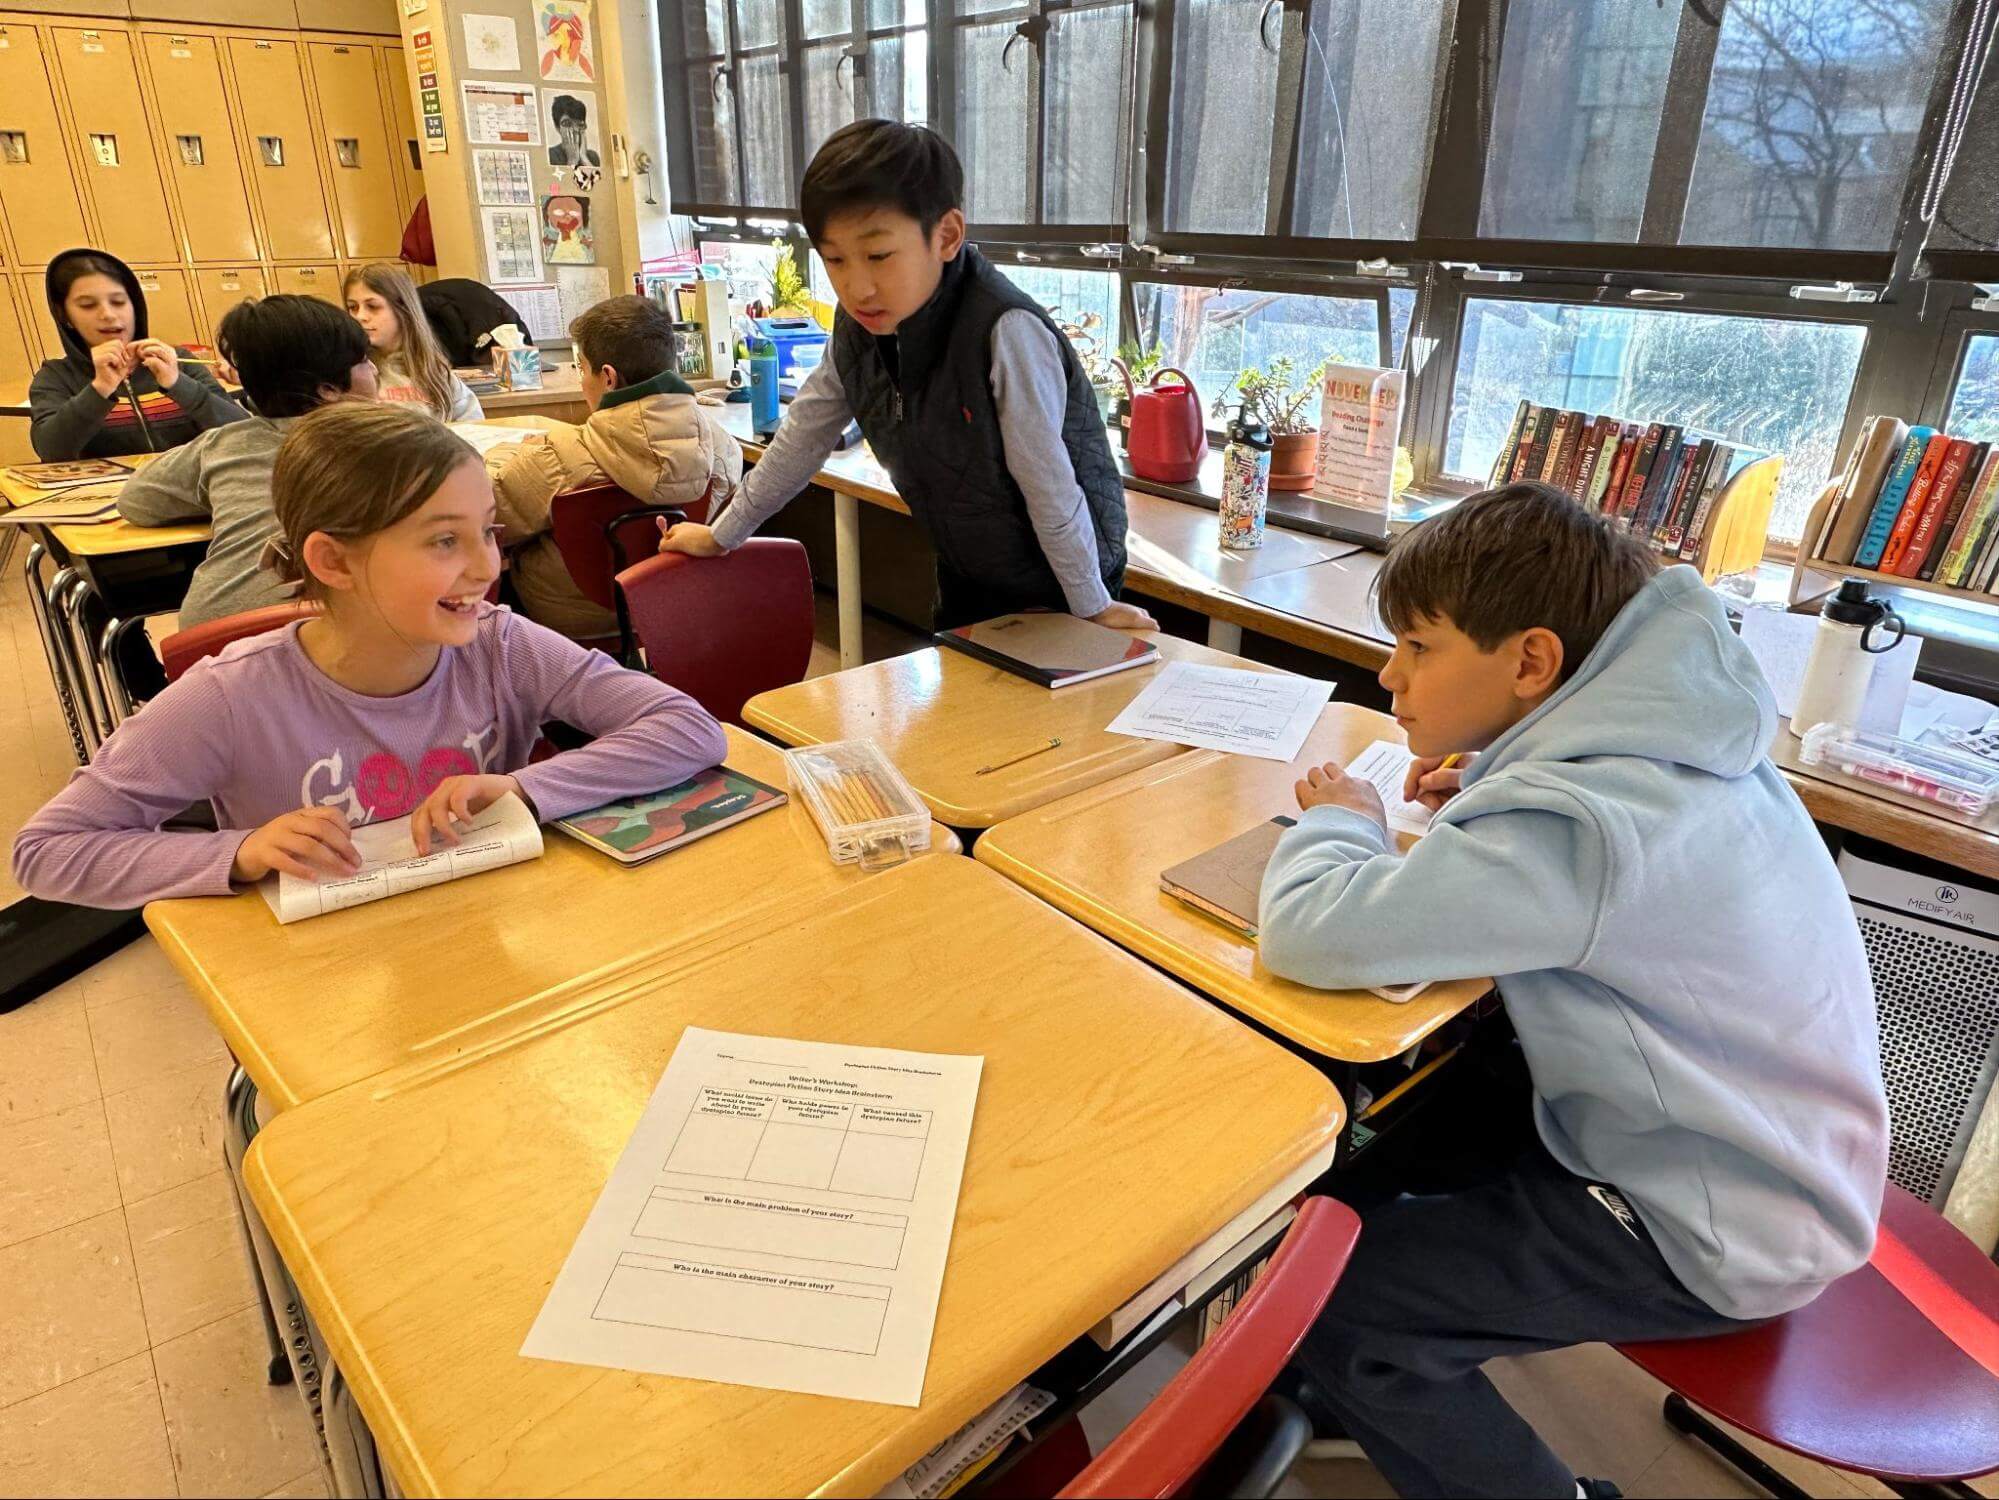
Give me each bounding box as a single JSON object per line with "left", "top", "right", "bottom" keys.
{"left": 541, "top": 193, "right": 593, "bottom": 265}
{"left": 537, "top": 0, "right": 595, "bottom": 83}
{"left": 483, "top": 205, "right": 543, "bottom": 284}
{"left": 542, "top": 88, "right": 602, "bottom": 170}
{"left": 461, "top": 12, "right": 521, "bottom": 73}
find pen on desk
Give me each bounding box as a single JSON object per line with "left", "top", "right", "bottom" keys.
{"left": 976, "top": 736, "right": 1061, "bottom": 776}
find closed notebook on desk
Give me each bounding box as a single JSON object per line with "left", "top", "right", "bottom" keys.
{"left": 1161, "top": 816, "right": 1431, "bottom": 1004}
{"left": 553, "top": 766, "right": 787, "bottom": 865}
{"left": 935, "top": 613, "right": 1158, "bottom": 689}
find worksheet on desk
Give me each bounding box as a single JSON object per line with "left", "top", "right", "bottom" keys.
{"left": 1107, "top": 661, "right": 1333, "bottom": 762}
{"left": 521, "top": 1027, "right": 983, "bottom": 1406}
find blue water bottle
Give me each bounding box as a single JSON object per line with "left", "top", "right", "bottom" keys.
{"left": 750, "top": 338, "right": 781, "bottom": 436}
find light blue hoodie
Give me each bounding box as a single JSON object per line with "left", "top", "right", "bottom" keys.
{"left": 1259, "top": 565, "right": 1888, "bottom": 1320}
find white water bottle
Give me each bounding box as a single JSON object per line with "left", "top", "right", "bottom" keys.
{"left": 1793, "top": 579, "right": 1906, "bottom": 734}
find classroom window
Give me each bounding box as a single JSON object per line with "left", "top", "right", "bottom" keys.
{"left": 1132, "top": 283, "right": 1385, "bottom": 428}
{"left": 1161, "top": 0, "right": 1450, "bottom": 239}
{"left": 1443, "top": 296, "right": 1868, "bottom": 542}
{"left": 1948, "top": 334, "right": 1999, "bottom": 443}
{"left": 941, "top": 0, "right": 1136, "bottom": 229}
{"left": 670, "top": 5, "right": 794, "bottom": 212}
{"left": 698, "top": 239, "right": 781, "bottom": 313}
{"left": 1481, "top": 0, "right": 1953, "bottom": 250}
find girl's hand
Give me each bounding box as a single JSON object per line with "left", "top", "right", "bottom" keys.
{"left": 1294, "top": 762, "right": 1387, "bottom": 828}
{"left": 131, "top": 339, "right": 179, "bottom": 386}
{"left": 1401, "top": 754, "right": 1468, "bottom": 812}
{"left": 409, "top": 774, "right": 522, "bottom": 854}
{"left": 231, "top": 806, "right": 361, "bottom": 884}
{"left": 89, "top": 340, "right": 136, "bottom": 397}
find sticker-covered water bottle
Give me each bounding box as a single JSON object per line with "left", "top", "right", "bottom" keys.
{"left": 1219, "top": 406, "right": 1273, "bottom": 551}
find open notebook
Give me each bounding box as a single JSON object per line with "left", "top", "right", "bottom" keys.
{"left": 259, "top": 792, "right": 542, "bottom": 924}
{"left": 1160, "top": 818, "right": 1431, "bottom": 1003}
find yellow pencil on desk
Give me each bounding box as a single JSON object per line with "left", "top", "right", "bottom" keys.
{"left": 977, "top": 736, "right": 1061, "bottom": 776}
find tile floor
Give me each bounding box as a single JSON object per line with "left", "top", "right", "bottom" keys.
{"left": 0, "top": 566, "right": 1942, "bottom": 1497}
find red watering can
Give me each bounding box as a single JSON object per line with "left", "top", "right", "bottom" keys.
{"left": 1123, "top": 365, "right": 1208, "bottom": 484}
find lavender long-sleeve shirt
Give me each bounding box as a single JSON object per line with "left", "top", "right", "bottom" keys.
{"left": 13, "top": 604, "right": 729, "bottom": 909}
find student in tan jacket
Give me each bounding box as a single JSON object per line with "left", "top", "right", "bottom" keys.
{"left": 487, "top": 295, "right": 742, "bottom": 640}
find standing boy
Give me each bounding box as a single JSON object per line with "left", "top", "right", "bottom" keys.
{"left": 1259, "top": 482, "right": 1888, "bottom": 1499}
{"left": 659, "top": 119, "right": 1153, "bottom": 631}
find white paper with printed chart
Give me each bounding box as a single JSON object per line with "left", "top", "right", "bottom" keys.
{"left": 521, "top": 1027, "right": 983, "bottom": 1405}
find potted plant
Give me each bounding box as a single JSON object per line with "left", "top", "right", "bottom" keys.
{"left": 1218, "top": 356, "right": 1331, "bottom": 491}
{"left": 1053, "top": 308, "right": 1119, "bottom": 425}
{"left": 767, "top": 240, "right": 812, "bottom": 316}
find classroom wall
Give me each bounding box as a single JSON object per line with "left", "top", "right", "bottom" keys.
{"left": 0, "top": 2, "right": 417, "bottom": 390}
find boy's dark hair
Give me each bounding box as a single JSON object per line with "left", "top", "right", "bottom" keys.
{"left": 800, "top": 119, "right": 963, "bottom": 242}
{"left": 569, "top": 295, "right": 672, "bottom": 385}
{"left": 217, "top": 295, "right": 371, "bottom": 419}
{"left": 551, "top": 94, "right": 585, "bottom": 127}
{"left": 1374, "top": 481, "right": 1659, "bottom": 682}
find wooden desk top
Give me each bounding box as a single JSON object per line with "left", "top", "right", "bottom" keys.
{"left": 742, "top": 633, "right": 1274, "bottom": 829}
{"left": 244, "top": 855, "right": 1343, "bottom": 1498}
{"left": 0, "top": 457, "right": 211, "bottom": 552}
{"left": 976, "top": 703, "right": 1490, "bottom": 1063}
{"left": 475, "top": 364, "right": 592, "bottom": 421}
{"left": 147, "top": 727, "right": 961, "bottom": 1111}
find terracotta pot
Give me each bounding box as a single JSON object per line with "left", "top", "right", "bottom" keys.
{"left": 1270, "top": 430, "right": 1319, "bottom": 492}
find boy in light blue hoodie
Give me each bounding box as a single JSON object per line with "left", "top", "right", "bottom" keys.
{"left": 1260, "top": 482, "right": 1888, "bottom": 1499}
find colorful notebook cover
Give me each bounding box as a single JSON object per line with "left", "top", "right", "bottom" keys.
{"left": 935, "top": 612, "right": 1159, "bottom": 689}
{"left": 553, "top": 766, "right": 788, "bottom": 865}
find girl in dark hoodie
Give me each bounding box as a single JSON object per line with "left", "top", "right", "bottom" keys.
{"left": 29, "top": 248, "right": 248, "bottom": 461}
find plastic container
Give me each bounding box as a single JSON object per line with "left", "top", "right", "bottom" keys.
{"left": 752, "top": 315, "right": 831, "bottom": 378}
{"left": 783, "top": 740, "right": 931, "bottom": 869}
{"left": 1799, "top": 723, "right": 1999, "bottom": 816}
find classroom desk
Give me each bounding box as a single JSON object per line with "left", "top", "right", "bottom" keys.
{"left": 742, "top": 631, "right": 1272, "bottom": 829}
{"left": 469, "top": 363, "right": 591, "bottom": 423}
{"left": 244, "top": 855, "right": 1344, "bottom": 1498}
{"left": 146, "top": 726, "right": 959, "bottom": 1113}
{"left": 975, "top": 703, "right": 1491, "bottom": 1065}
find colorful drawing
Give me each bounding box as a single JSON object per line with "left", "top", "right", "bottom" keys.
{"left": 541, "top": 193, "right": 592, "bottom": 265}
{"left": 557, "top": 769, "right": 787, "bottom": 863}
{"left": 538, "top": 0, "right": 595, "bottom": 83}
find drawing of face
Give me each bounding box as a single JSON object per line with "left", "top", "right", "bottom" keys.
{"left": 558, "top": 116, "right": 586, "bottom": 159}
{"left": 545, "top": 197, "right": 584, "bottom": 238}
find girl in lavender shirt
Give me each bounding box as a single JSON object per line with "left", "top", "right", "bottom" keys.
{"left": 14, "top": 402, "right": 728, "bottom": 908}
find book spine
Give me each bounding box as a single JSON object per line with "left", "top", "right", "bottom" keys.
{"left": 1879, "top": 433, "right": 1951, "bottom": 573}
{"left": 1513, "top": 407, "right": 1546, "bottom": 483}
{"left": 1659, "top": 440, "right": 1707, "bottom": 549}
{"left": 1680, "top": 444, "right": 1733, "bottom": 561}
{"left": 1598, "top": 424, "right": 1638, "bottom": 516}
{"left": 1935, "top": 446, "right": 1995, "bottom": 584}
{"left": 1570, "top": 418, "right": 1604, "bottom": 501}
{"left": 1540, "top": 411, "right": 1574, "bottom": 484}
{"left": 1828, "top": 417, "right": 1906, "bottom": 566}
{"left": 1616, "top": 425, "right": 1664, "bottom": 530}
{"left": 1952, "top": 456, "right": 1999, "bottom": 588}
{"left": 1917, "top": 440, "right": 1983, "bottom": 581}
{"left": 1899, "top": 437, "right": 1972, "bottom": 578}
{"left": 1638, "top": 428, "right": 1685, "bottom": 541}
{"left": 1855, "top": 429, "right": 1933, "bottom": 568}
{"left": 1490, "top": 399, "right": 1531, "bottom": 486}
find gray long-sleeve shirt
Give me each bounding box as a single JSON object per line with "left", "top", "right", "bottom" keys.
{"left": 116, "top": 416, "right": 296, "bottom": 628}
{"left": 710, "top": 310, "right": 1114, "bottom": 617}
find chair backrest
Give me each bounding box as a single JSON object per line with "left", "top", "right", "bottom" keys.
{"left": 615, "top": 541, "right": 816, "bottom": 726}
{"left": 160, "top": 602, "right": 321, "bottom": 682}
{"left": 548, "top": 483, "right": 682, "bottom": 613}
{"left": 1056, "top": 1196, "right": 1362, "bottom": 1500}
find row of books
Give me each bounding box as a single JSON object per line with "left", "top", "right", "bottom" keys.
{"left": 1808, "top": 416, "right": 1999, "bottom": 591}
{"left": 1489, "top": 400, "right": 1758, "bottom": 562}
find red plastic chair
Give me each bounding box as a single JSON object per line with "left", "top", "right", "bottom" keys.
{"left": 1619, "top": 1182, "right": 1999, "bottom": 1496}
{"left": 615, "top": 540, "right": 815, "bottom": 726}
{"left": 1020, "top": 1196, "right": 1362, "bottom": 1500}
{"left": 160, "top": 602, "right": 321, "bottom": 682}
{"left": 548, "top": 481, "right": 708, "bottom": 663}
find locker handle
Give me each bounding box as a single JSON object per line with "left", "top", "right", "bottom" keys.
{"left": 88, "top": 133, "right": 118, "bottom": 167}
{"left": 0, "top": 132, "right": 27, "bottom": 166}
{"left": 334, "top": 138, "right": 361, "bottom": 168}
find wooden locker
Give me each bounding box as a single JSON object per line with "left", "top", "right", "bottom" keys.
{"left": 227, "top": 37, "right": 335, "bottom": 262}
{"left": 0, "top": 274, "right": 37, "bottom": 387}
{"left": 141, "top": 32, "right": 258, "bottom": 262}
{"left": 0, "top": 21, "right": 91, "bottom": 265}
{"left": 306, "top": 41, "right": 399, "bottom": 261}
{"left": 192, "top": 264, "right": 266, "bottom": 330}
{"left": 129, "top": 266, "right": 199, "bottom": 345}
{"left": 379, "top": 45, "right": 419, "bottom": 222}
{"left": 50, "top": 27, "right": 180, "bottom": 264}
{"left": 272, "top": 262, "right": 339, "bottom": 299}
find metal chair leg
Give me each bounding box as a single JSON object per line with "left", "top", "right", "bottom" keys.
{"left": 325, "top": 1368, "right": 386, "bottom": 1499}
{"left": 99, "top": 615, "right": 147, "bottom": 723}
{"left": 23, "top": 545, "right": 90, "bottom": 763}
{"left": 1662, "top": 1393, "right": 1812, "bottom": 1500}
{"left": 58, "top": 574, "right": 113, "bottom": 751}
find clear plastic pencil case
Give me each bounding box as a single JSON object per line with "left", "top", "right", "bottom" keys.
{"left": 1798, "top": 722, "right": 1999, "bottom": 817}
{"left": 783, "top": 740, "right": 932, "bottom": 869}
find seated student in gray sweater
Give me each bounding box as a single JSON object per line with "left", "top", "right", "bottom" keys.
{"left": 118, "top": 297, "right": 379, "bottom": 629}
{"left": 1257, "top": 482, "right": 1889, "bottom": 1500}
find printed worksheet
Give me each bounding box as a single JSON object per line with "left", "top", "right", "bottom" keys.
{"left": 1346, "top": 739, "right": 1434, "bottom": 837}
{"left": 1107, "top": 661, "right": 1332, "bottom": 762}
{"left": 521, "top": 1028, "right": 983, "bottom": 1406}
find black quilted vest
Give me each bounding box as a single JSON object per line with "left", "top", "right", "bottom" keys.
{"left": 830, "top": 245, "right": 1127, "bottom": 604}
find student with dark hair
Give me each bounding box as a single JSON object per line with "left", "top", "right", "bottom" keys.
{"left": 117, "top": 296, "right": 378, "bottom": 628}
{"left": 484, "top": 294, "right": 740, "bottom": 638}
{"left": 30, "top": 246, "right": 248, "bottom": 460}
{"left": 659, "top": 118, "right": 1152, "bottom": 632}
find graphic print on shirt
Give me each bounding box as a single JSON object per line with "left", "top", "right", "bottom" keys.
{"left": 299, "top": 723, "right": 500, "bottom": 821}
